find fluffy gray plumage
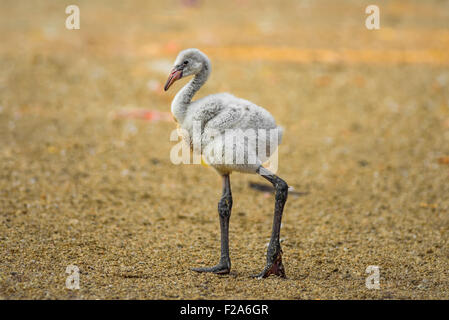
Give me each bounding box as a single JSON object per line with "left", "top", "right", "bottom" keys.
{"left": 168, "top": 48, "right": 283, "bottom": 175}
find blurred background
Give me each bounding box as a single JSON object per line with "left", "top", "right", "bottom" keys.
{"left": 1, "top": 0, "right": 448, "bottom": 299}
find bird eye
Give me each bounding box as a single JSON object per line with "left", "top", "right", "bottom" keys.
{"left": 183, "top": 60, "right": 189, "bottom": 65}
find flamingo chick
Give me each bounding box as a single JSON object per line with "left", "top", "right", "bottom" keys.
{"left": 164, "top": 48, "right": 288, "bottom": 278}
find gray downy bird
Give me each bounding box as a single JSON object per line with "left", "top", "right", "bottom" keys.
{"left": 164, "top": 48, "right": 288, "bottom": 278}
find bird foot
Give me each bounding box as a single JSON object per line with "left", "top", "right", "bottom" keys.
{"left": 253, "top": 250, "right": 286, "bottom": 279}
{"left": 192, "top": 262, "right": 230, "bottom": 275}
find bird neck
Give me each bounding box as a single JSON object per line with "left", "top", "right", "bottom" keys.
{"left": 171, "top": 66, "right": 210, "bottom": 123}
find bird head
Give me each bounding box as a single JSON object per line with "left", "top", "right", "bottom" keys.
{"left": 164, "top": 48, "right": 210, "bottom": 91}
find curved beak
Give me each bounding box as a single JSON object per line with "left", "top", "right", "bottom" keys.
{"left": 164, "top": 67, "right": 183, "bottom": 91}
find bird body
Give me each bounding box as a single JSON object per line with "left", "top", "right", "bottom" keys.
{"left": 164, "top": 48, "right": 289, "bottom": 278}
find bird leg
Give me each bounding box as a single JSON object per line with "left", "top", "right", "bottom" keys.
{"left": 192, "top": 174, "right": 232, "bottom": 274}
{"left": 254, "top": 166, "right": 288, "bottom": 279}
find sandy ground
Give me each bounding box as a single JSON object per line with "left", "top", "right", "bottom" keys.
{"left": 1, "top": 0, "right": 449, "bottom": 299}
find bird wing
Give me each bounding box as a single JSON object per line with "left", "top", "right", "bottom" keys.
{"left": 203, "top": 105, "right": 243, "bottom": 133}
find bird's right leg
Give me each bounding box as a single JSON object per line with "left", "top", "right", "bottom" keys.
{"left": 192, "top": 174, "right": 232, "bottom": 274}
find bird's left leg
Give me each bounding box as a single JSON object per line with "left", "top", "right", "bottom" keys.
{"left": 192, "top": 174, "right": 232, "bottom": 274}
{"left": 254, "top": 166, "right": 288, "bottom": 279}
